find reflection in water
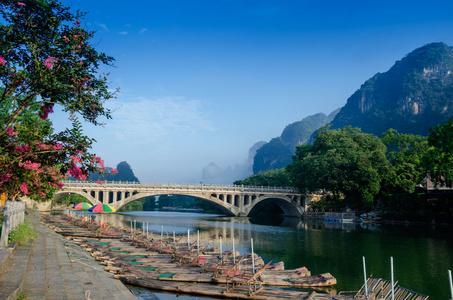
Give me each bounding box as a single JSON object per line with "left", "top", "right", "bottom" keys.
{"left": 249, "top": 215, "right": 285, "bottom": 226}
{"left": 70, "top": 210, "right": 452, "bottom": 300}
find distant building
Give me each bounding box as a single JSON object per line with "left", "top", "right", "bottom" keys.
{"left": 423, "top": 175, "right": 453, "bottom": 192}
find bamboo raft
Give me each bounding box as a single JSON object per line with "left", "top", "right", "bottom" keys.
{"left": 72, "top": 236, "right": 337, "bottom": 288}
{"left": 41, "top": 214, "right": 353, "bottom": 299}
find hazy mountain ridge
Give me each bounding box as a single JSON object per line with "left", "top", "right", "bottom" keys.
{"left": 201, "top": 141, "right": 266, "bottom": 184}
{"left": 253, "top": 109, "right": 340, "bottom": 173}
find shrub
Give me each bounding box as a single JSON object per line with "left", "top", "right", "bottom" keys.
{"left": 8, "top": 221, "right": 37, "bottom": 246}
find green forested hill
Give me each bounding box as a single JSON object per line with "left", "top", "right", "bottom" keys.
{"left": 330, "top": 42, "right": 453, "bottom": 136}
{"left": 89, "top": 161, "right": 139, "bottom": 182}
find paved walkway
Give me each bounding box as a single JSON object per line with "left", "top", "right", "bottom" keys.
{"left": 0, "top": 209, "right": 137, "bottom": 300}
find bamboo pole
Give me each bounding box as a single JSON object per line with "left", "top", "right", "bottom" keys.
{"left": 251, "top": 238, "right": 255, "bottom": 274}
{"left": 363, "top": 256, "right": 368, "bottom": 297}
{"left": 233, "top": 238, "right": 236, "bottom": 264}
{"left": 187, "top": 229, "right": 190, "bottom": 250}
{"left": 391, "top": 257, "right": 395, "bottom": 300}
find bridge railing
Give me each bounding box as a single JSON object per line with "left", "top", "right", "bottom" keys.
{"left": 61, "top": 180, "right": 299, "bottom": 194}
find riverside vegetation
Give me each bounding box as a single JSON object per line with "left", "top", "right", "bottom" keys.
{"left": 236, "top": 120, "right": 453, "bottom": 223}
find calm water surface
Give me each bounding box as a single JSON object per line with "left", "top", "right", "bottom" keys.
{"left": 94, "top": 211, "right": 453, "bottom": 299}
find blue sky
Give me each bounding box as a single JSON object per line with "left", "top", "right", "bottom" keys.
{"left": 53, "top": 0, "right": 453, "bottom": 183}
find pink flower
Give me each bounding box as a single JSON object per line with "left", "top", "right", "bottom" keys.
{"left": 15, "top": 145, "right": 30, "bottom": 154}
{"left": 44, "top": 56, "right": 55, "bottom": 69}
{"left": 6, "top": 127, "right": 18, "bottom": 136}
{"left": 20, "top": 182, "right": 28, "bottom": 194}
{"left": 68, "top": 162, "right": 87, "bottom": 180}
{"left": 17, "top": 2, "right": 26, "bottom": 6}
{"left": 38, "top": 104, "right": 54, "bottom": 120}
{"left": 111, "top": 168, "right": 118, "bottom": 174}
{"left": 0, "top": 56, "right": 5, "bottom": 66}
{"left": 96, "top": 180, "right": 102, "bottom": 184}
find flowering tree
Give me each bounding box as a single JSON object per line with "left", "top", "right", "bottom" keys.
{"left": 0, "top": 0, "right": 118, "bottom": 201}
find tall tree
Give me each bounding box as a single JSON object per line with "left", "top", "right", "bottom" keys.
{"left": 380, "top": 129, "right": 429, "bottom": 194}
{"left": 424, "top": 118, "right": 453, "bottom": 187}
{"left": 287, "top": 126, "right": 390, "bottom": 207}
{"left": 0, "top": 0, "right": 117, "bottom": 201}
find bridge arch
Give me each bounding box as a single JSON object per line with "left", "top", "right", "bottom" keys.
{"left": 54, "top": 191, "right": 98, "bottom": 206}
{"left": 115, "top": 192, "right": 236, "bottom": 216}
{"left": 244, "top": 196, "right": 303, "bottom": 218}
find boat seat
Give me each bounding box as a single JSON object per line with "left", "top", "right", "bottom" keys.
{"left": 223, "top": 261, "right": 272, "bottom": 296}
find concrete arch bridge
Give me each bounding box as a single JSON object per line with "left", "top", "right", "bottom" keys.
{"left": 55, "top": 181, "right": 314, "bottom": 217}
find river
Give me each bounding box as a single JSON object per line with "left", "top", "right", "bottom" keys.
{"left": 92, "top": 211, "right": 453, "bottom": 299}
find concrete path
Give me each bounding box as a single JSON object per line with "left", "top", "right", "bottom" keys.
{"left": 0, "top": 209, "right": 137, "bottom": 300}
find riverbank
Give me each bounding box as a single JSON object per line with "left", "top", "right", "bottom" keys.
{"left": 0, "top": 209, "right": 137, "bottom": 300}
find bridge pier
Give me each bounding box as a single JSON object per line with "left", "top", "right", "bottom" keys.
{"left": 237, "top": 195, "right": 246, "bottom": 216}
{"left": 94, "top": 191, "right": 100, "bottom": 203}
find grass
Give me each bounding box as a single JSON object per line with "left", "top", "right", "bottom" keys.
{"left": 8, "top": 221, "right": 37, "bottom": 246}
{"left": 17, "top": 291, "right": 28, "bottom": 299}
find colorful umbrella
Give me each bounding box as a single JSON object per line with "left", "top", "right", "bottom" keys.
{"left": 72, "top": 202, "right": 92, "bottom": 210}
{"left": 88, "top": 203, "right": 116, "bottom": 213}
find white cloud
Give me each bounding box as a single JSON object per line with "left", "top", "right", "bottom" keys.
{"left": 139, "top": 28, "right": 148, "bottom": 34}
{"left": 105, "top": 96, "right": 215, "bottom": 144}
{"left": 119, "top": 31, "right": 129, "bottom": 35}
{"left": 98, "top": 23, "right": 110, "bottom": 32}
